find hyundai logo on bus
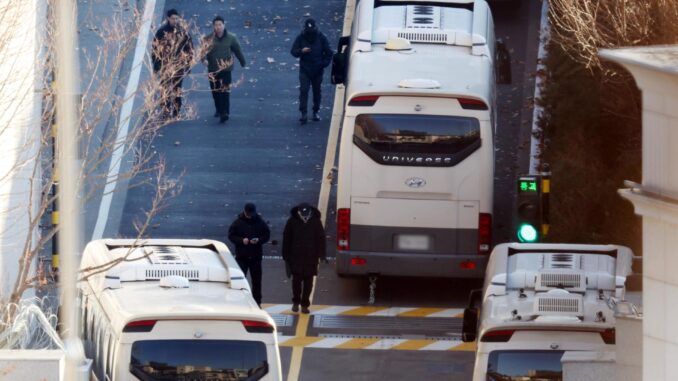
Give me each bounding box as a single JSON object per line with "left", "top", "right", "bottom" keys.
{"left": 405, "top": 177, "right": 427, "bottom": 188}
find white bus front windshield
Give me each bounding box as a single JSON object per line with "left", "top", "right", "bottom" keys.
{"left": 130, "top": 340, "right": 268, "bottom": 381}
{"left": 487, "top": 350, "right": 564, "bottom": 381}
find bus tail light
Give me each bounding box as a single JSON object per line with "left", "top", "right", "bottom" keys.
{"left": 351, "top": 257, "right": 366, "bottom": 266}
{"left": 242, "top": 320, "right": 275, "bottom": 334}
{"left": 123, "top": 320, "right": 157, "bottom": 333}
{"left": 478, "top": 213, "right": 492, "bottom": 255}
{"left": 458, "top": 98, "right": 488, "bottom": 110}
{"left": 600, "top": 328, "right": 616, "bottom": 344}
{"left": 480, "top": 329, "right": 514, "bottom": 342}
{"left": 348, "top": 95, "right": 379, "bottom": 107}
{"left": 337, "top": 208, "right": 350, "bottom": 251}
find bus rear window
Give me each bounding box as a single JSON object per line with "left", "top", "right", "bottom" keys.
{"left": 130, "top": 340, "right": 268, "bottom": 381}
{"left": 487, "top": 350, "right": 564, "bottom": 381}
{"left": 353, "top": 114, "right": 481, "bottom": 166}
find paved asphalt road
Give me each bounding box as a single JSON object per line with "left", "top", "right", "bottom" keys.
{"left": 112, "top": 0, "right": 542, "bottom": 379}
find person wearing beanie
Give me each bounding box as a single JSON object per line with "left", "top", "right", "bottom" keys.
{"left": 228, "top": 202, "right": 270, "bottom": 306}
{"left": 290, "top": 18, "right": 333, "bottom": 124}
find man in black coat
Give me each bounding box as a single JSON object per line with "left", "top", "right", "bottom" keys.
{"left": 151, "top": 9, "right": 193, "bottom": 118}
{"left": 290, "top": 18, "right": 333, "bottom": 124}
{"left": 282, "top": 203, "right": 326, "bottom": 314}
{"left": 228, "top": 203, "right": 270, "bottom": 306}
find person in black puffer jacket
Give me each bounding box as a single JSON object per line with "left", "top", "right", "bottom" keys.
{"left": 282, "top": 202, "right": 326, "bottom": 314}
{"left": 290, "top": 18, "right": 333, "bottom": 124}
{"left": 228, "top": 203, "right": 270, "bottom": 306}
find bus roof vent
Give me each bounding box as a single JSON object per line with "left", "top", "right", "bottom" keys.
{"left": 405, "top": 5, "right": 441, "bottom": 29}
{"left": 533, "top": 290, "right": 583, "bottom": 317}
{"left": 147, "top": 246, "right": 190, "bottom": 265}
{"left": 544, "top": 253, "right": 580, "bottom": 270}
{"left": 535, "top": 271, "right": 586, "bottom": 292}
{"left": 146, "top": 268, "right": 200, "bottom": 281}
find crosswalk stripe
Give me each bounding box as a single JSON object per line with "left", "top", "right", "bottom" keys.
{"left": 306, "top": 338, "right": 353, "bottom": 348}
{"left": 364, "top": 339, "right": 408, "bottom": 350}
{"left": 277, "top": 336, "right": 473, "bottom": 351}
{"left": 335, "top": 338, "right": 382, "bottom": 349}
{"left": 392, "top": 339, "right": 438, "bottom": 351}
{"left": 262, "top": 304, "right": 465, "bottom": 318}
{"left": 366, "top": 307, "right": 416, "bottom": 316}
{"left": 339, "top": 306, "right": 390, "bottom": 316}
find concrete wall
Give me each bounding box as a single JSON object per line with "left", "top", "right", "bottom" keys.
{"left": 562, "top": 351, "right": 615, "bottom": 381}
{"left": 0, "top": 350, "right": 64, "bottom": 381}
{"left": 616, "top": 315, "right": 643, "bottom": 381}
{"left": 600, "top": 45, "right": 678, "bottom": 381}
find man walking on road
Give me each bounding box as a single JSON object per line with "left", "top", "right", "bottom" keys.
{"left": 202, "top": 16, "right": 247, "bottom": 123}
{"left": 228, "top": 203, "right": 270, "bottom": 307}
{"left": 282, "top": 203, "right": 326, "bottom": 314}
{"left": 290, "top": 18, "right": 333, "bottom": 125}
{"left": 152, "top": 8, "right": 193, "bottom": 118}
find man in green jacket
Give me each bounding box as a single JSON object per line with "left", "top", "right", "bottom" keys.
{"left": 202, "top": 16, "right": 246, "bottom": 123}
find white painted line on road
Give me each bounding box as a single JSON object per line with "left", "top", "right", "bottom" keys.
{"left": 367, "top": 307, "right": 416, "bottom": 317}
{"left": 307, "top": 337, "right": 352, "bottom": 348}
{"left": 365, "top": 339, "right": 407, "bottom": 350}
{"left": 421, "top": 340, "right": 462, "bottom": 351}
{"left": 92, "top": 0, "right": 156, "bottom": 240}
{"left": 264, "top": 304, "right": 464, "bottom": 317}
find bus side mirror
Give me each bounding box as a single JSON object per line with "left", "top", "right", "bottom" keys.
{"left": 331, "top": 36, "right": 351, "bottom": 85}
{"left": 462, "top": 307, "right": 479, "bottom": 342}
{"left": 495, "top": 39, "right": 511, "bottom": 85}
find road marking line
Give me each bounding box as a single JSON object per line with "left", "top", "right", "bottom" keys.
{"left": 421, "top": 340, "right": 461, "bottom": 351}
{"left": 448, "top": 341, "right": 477, "bottom": 352}
{"left": 364, "top": 339, "right": 407, "bottom": 350}
{"left": 277, "top": 335, "right": 471, "bottom": 351}
{"left": 92, "top": 0, "right": 156, "bottom": 240}
{"left": 336, "top": 338, "right": 381, "bottom": 349}
{"left": 263, "top": 303, "right": 464, "bottom": 317}
{"left": 338, "top": 306, "right": 389, "bottom": 315}
{"left": 306, "top": 337, "right": 353, "bottom": 348}
{"left": 366, "top": 307, "right": 416, "bottom": 316}
{"left": 392, "top": 339, "right": 437, "bottom": 351}
{"left": 285, "top": 312, "right": 312, "bottom": 381}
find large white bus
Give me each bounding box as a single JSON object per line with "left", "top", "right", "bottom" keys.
{"left": 333, "top": 0, "right": 505, "bottom": 277}
{"left": 78, "top": 239, "right": 282, "bottom": 381}
{"left": 461, "top": 243, "right": 634, "bottom": 381}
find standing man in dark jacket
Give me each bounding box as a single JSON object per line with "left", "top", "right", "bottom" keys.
{"left": 152, "top": 9, "right": 193, "bottom": 118}
{"left": 228, "top": 203, "right": 270, "bottom": 306}
{"left": 290, "top": 18, "right": 333, "bottom": 124}
{"left": 282, "top": 203, "right": 326, "bottom": 313}
{"left": 202, "top": 15, "right": 247, "bottom": 123}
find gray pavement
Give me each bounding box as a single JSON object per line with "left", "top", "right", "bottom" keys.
{"left": 109, "top": 0, "right": 544, "bottom": 379}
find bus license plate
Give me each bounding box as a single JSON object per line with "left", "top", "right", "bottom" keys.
{"left": 396, "top": 235, "right": 430, "bottom": 251}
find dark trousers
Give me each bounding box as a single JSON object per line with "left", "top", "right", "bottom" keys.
{"left": 236, "top": 257, "right": 262, "bottom": 305}
{"left": 299, "top": 72, "right": 323, "bottom": 114}
{"left": 292, "top": 274, "right": 314, "bottom": 308}
{"left": 160, "top": 76, "right": 184, "bottom": 116}
{"left": 209, "top": 71, "right": 232, "bottom": 116}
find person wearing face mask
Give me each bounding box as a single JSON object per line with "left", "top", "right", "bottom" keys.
{"left": 228, "top": 203, "right": 270, "bottom": 307}
{"left": 152, "top": 9, "right": 193, "bottom": 119}
{"left": 202, "top": 15, "right": 247, "bottom": 123}
{"left": 290, "top": 18, "right": 333, "bottom": 124}
{"left": 282, "top": 203, "right": 327, "bottom": 313}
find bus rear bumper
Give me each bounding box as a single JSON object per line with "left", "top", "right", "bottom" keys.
{"left": 335, "top": 250, "right": 488, "bottom": 278}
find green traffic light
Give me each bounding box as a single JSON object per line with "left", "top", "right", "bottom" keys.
{"left": 517, "top": 224, "right": 538, "bottom": 243}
